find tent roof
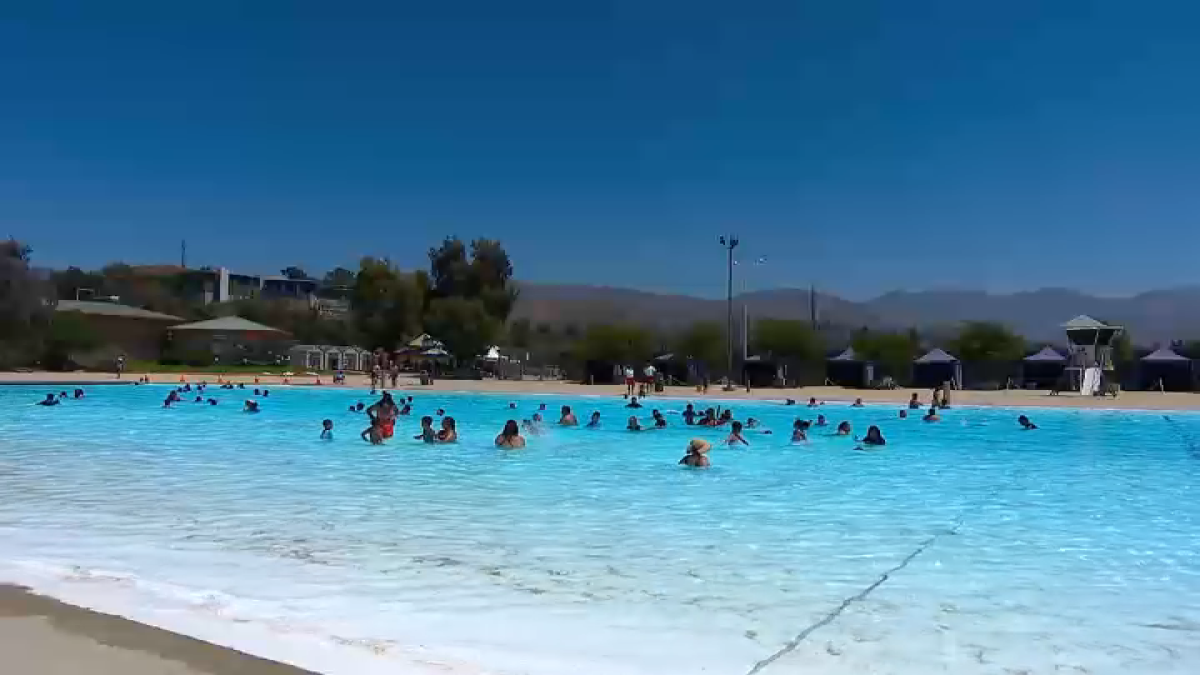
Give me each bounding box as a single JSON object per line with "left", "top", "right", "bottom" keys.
{"left": 1023, "top": 346, "right": 1066, "bottom": 362}
{"left": 56, "top": 300, "right": 183, "bottom": 322}
{"left": 828, "top": 347, "right": 863, "bottom": 362}
{"left": 1141, "top": 347, "right": 1190, "bottom": 362}
{"left": 1061, "top": 314, "right": 1114, "bottom": 330}
{"left": 171, "top": 316, "right": 288, "bottom": 333}
{"left": 914, "top": 348, "right": 959, "bottom": 363}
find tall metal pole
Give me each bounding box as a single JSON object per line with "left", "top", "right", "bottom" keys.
{"left": 719, "top": 235, "right": 739, "bottom": 387}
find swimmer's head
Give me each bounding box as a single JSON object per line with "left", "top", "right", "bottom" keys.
{"left": 322, "top": 419, "right": 333, "bottom": 430}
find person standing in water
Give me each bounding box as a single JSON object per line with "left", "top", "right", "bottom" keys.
{"left": 791, "top": 419, "right": 808, "bottom": 443}
{"left": 414, "top": 416, "right": 436, "bottom": 443}
{"left": 495, "top": 420, "right": 525, "bottom": 448}
{"left": 367, "top": 392, "right": 399, "bottom": 439}
{"left": 321, "top": 419, "right": 334, "bottom": 440}
{"left": 727, "top": 421, "right": 749, "bottom": 445}
{"left": 1018, "top": 415, "right": 1037, "bottom": 430}
{"left": 679, "top": 439, "right": 712, "bottom": 468}
{"left": 908, "top": 393, "right": 921, "bottom": 409}
{"left": 682, "top": 403, "right": 697, "bottom": 425}
{"left": 437, "top": 417, "right": 458, "bottom": 443}
{"left": 559, "top": 406, "right": 579, "bottom": 426}
{"left": 923, "top": 407, "right": 941, "bottom": 422}
{"left": 586, "top": 411, "right": 601, "bottom": 428}
{"left": 858, "top": 425, "right": 886, "bottom": 446}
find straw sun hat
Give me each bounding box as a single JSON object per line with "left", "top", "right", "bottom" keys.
{"left": 688, "top": 439, "right": 712, "bottom": 454}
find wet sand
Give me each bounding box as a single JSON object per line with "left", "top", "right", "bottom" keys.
{"left": 4, "top": 370, "right": 1199, "bottom": 411}
{"left": 0, "top": 584, "right": 314, "bottom": 674}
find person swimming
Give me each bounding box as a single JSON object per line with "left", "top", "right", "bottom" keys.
{"left": 321, "top": 419, "right": 334, "bottom": 440}
{"left": 521, "top": 418, "right": 542, "bottom": 436}
{"left": 852, "top": 398, "right": 864, "bottom": 407}
{"left": 815, "top": 414, "right": 827, "bottom": 427}
{"left": 436, "top": 408, "right": 445, "bottom": 417}
{"left": 243, "top": 399, "right": 260, "bottom": 413}
{"left": 538, "top": 403, "right": 547, "bottom": 411}
{"left": 908, "top": 393, "right": 921, "bottom": 409}
{"left": 699, "top": 408, "right": 718, "bottom": 426}
{"left": 262, "top": 389, "right": 270, "bottom": 397}
{"left": 253, "top": 389, "right": 260, "bottom": 396}
{"left": 415, "top": 416, "right": 436, "bottom": 443}
{"left": 791, "top": 419, "right": 808, "bottom": 443}
{"left": 785, "top": 398, "right": 796, "bottom": 406}
{"left": 1018, "top": 414, "right": 1037, "bottom": 430}
{"left": 626, "top": 415, "right": 643, "bottom": 431}
{"left": 727, "top": 421, "right": 749, "bottom": 446}
{"left": 858, "top": 425, "right": 886, "bottom": 446}
{"left": 679, "top": 439, "right": 712, "bottom": 468}
{"left": 808, "top": 397, "right": 819, "bottom": 408}
{"left": 652, "top": 410, "right": 667, "bottom": 428}
{"left": 208, "top": 398, "right": 218, "bottom": 405}
{"left": 194, "top": 395, "right": 204, "bottom": 403}
{"left": 835, "top": 421, "right": 852, "bottom": 436}
{"left": 508, "top": 402, "right": 517, "bottom": 409}
{"left": 437, "top": 417, "right": 458, "bottom": 443}
{"left": 626, "top": 396, "right": 643, "bottom": 409}
{"left": 73, "top": 389, "right": 85, "bottom": 399}
{"left": 682, "top": 403, "right": 697, "bottom": 425}
{"left": 899, "top": 409, "right": 908, "bottom": 419}
{"left": 923, "top": 407, "right": 941, "bottom": 422}
{"left": 586, "top": 411, "right": 601, "bottom": 428}
{"left": 496, "top": 420, "right": 525, "bottom": 448}
{"left": 746, "top": 417, "right": 760, "bottom": 429}
{"left": 37, "top": 393, "right": 60, "bottom": 406}
{"left": 559, "top": 405, "right": 578, "bottom": 426}
{"left": 355, "top": 401, "right": 365, "bottom": 412}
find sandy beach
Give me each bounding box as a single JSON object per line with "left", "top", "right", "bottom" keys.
{"left": 0, "top": 585, "right": 313, "bottom": 675}
{"left": 4, "top": 369, "right": 1200, "bottom": 411}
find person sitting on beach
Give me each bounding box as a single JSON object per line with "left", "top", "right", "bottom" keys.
{"left": 791, "top": 420, "right": 808, "bottom": 443}
{"left": 858, "top": 425, "right": 886, "bottom": 447}
{"left": 586, "top": 411, "right": 601, "bottom": 428}
{"left": 923, "top": 407, "right": 941, "bottom": 422}
{"left": 243, "top": 399, "right": 260, "bottom": 413}
{"left": 415, "top": 416, "right": 436, "bottom": 443}
{"left": 321, "top": 419, "right": 334, "bottom": 440}
{"left": 1018, "top": 414, "right": 1037, "bottom": 430}
{"left": 679, "top": 439, "right": 712, "bottom": 468}
{"left": 835, "top": 421, "right": 852, "bottom": 436}
{"left": 682, "top": 403, "right": 697, "bottom": 425}
{"left": 37, "top": 393, "right": 60, "bottom": 406}
{"left": 815, "top": 414, "right": 827, "bottom": 427}
{"left": 652, "top": 410, "right": 667, "bottom": 428}
{"left": 627, "top": 415, "right": 643, "bottom": 431}
{"left": 852, "top": 398, "right": 864, "bottom": 407}
{"left": 808, "top": 397, "right": 819, "bottom": 408}
{"left": 361, "top": 418, "right": 384, "bottom": 445}
{"left": 626, "top": 396, "right": 643, "bottom": 409}
{"left": 908, "top": 393, "right": 921, "bottom": 409}
{"left": 437, "top": 417, "right": 458, "bottom": 443}
{"left": 496, "top": 420, "right": 525, "bottom": 448}
{"left": 727, "top": 421, "right": 749, "bottom": 445}
{"left": 559, "top": 405, "right": 579, "bottom": 426}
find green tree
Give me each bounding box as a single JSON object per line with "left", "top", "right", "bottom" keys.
{"left": 321, "top": 267, "right": 357, "bottom": 288}
{"left": 41, "top": 311, "right": 102, "bottom": 370}
{"left": 753, "top": 319, "right": 823, "bottom": 361}
{"left": 675, "top": 321, "right": 724, "bottom": 369}
{"left": 574, "top": 323, "right": 654, "bottom": 364}
{"left": 508, "top": 317, "right": 533, "bottom": 349}
{"left": 949, "top": 321, "right": 1025, "bottom": 362}
{"left": 424, "top": 296, "right": 501, "bottom": 362}
{"left": 852, "top": 329, "right": 921, "bottom": 379}
{"left": 280, "top": 266, "right": 309, "bottom": 280}
{"left": 51, "top": 266, "right": 106, "bottom": 300}
{"left": 0, "top": 240, "right": 54, "bottom": 367}
{"left": 352, "top": 257, "right": 423, "bottom": 350}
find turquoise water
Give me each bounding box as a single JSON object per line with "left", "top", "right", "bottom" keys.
{"left": 1, "top": 384, "right": 1198, "bottom": 674}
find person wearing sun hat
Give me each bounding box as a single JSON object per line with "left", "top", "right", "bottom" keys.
{"left": 679, "top": 439, "right": 712, "bottom": 468}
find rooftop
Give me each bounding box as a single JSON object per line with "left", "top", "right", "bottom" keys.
{"left": 55, "top": 300, "right": 183, "bottom": 322}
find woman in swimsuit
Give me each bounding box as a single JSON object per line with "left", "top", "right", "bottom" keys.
{"left": 437, "top": 417, "right": 458, "bottom": 443}
{"left": 496, "top": 420, "right": 526, "bottom": 448}
{"left": 727, "top": 421, "right": 749, "bottom": 446}
{"left": 679, "top": 439, "right": 712, "bottom": 468}
{"left": 859, "top": 425, "right": 886, "bottom": 446}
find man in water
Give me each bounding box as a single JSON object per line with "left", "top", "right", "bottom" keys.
{"left": 586, "top": 411, "right": 601, "bottom": 428}
{"left": 626, "top": 396, "right": 643, "bottom": 409}
{"left": 321, "top": 419, "right": 334, "bottom": 439}
{"left": 559, "top": 405, "right": 578, "bottom": 426}
{"left": 36, "top": 393, "right": 59, "bottom": 406}
{"left": 1018, "top": 415, "right": 1037, "bottom": 430}
{"left": 908, "top": 393, "right": 921, "bottom": 409}
{"left": 414, "top": 416, "right": 436, "bottom": 443}
{"left": 243, "top": 399, "right": 260, "bottom": 413}
{"left": 652, "top": 410, "right": 667, "bottom": 428}
{"left": 682, "top": 403, "right": 697, "bottom": 425}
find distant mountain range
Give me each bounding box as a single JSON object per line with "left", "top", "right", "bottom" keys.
{"left": 512, "top": 283, "right": 1200, "bottom": 345}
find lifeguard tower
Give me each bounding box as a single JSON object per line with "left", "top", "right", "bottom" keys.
{"left": 1061, "top": 315, "right": 1123, "bottom": 394}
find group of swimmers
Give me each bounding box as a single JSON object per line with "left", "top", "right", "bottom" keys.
{"left": 36, "top": 389, "right": 85, "bottom": 405}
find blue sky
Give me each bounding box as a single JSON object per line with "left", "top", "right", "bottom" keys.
{"left": 2, "top": 1, "right": 1199, "bottom": 299}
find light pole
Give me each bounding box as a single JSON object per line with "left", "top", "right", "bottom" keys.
{"left": 736, "top": 256, "right": 767, "bottom": 360}
{"left": 719, "top": 235, "right": 739, "bottom": 389}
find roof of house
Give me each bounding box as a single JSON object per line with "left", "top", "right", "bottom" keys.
{"left": 1061, "top": 315, "right": 1114, "bottom": 330}
{"left": 1141, "top": 347, "right": 1190, "bottom": 362}
{"left": 914, "top": 348, "right": 959, "bottom": 364}
{"left": 171, "top": 316, "right": 288, "bottom": 333}
{"left": 828, "top": 346, "right": 862, "bottom": 362}
{"left": 1023, "top": 346, "right": 1066, "bottom": 362}
{"left": 55, "top": 300, "right": 183, "bottom": 322}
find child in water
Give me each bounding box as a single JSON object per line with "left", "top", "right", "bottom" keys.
{"left": 321, "top": 419, "right": 334, "bottom": 440}
{"left": 361, "top": 418, "right": 383, "bottom": 444}
{"left": 415, "top": 416, "right": 437, "bottom": 443}
{"left": 1018, "top": 415, "right": 1037, "bottom": 430}
{"left": 679, "top": 439, "right": 712, "bottom": 468}
{"left": 586, "top": 411, "right": 601, "bottom": 428}
{"left": 791, "top": 419, "right": 808, "bottom": 443}
{"left": 835, "top": 421, "right": 852, "bottom": 436}
{"left": 437, "top": 417, "right": 458, "bottom": 443}
{"left": 626, "top": 416, "right": 643, "bottom": 431}
{"left": 727, "top": 421, "right": 749, "bottom": 446}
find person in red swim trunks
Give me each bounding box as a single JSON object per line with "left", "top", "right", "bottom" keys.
{"left": 366, "top": 392, "right": 399, "bottom": 438}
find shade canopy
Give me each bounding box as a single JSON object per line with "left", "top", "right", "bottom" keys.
{"left": 1141, "top": 347, "right": 1190, "bottom": 362}
{"left": 828, "top": 347, "right": 863, "bottom": 362}
{"left": 914, "top": 348, "right": 958, "bottom": 364}
{"left": 1061, "top": 314, "right": 1114, "bottom": 330}
{"left": 171, "top": 316, "right": 287, "bottom": 333}
{"left": 1024, "top": 346, "right": 1066, "bottom": 362}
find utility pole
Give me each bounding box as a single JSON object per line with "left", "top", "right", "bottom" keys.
{"left": 810, "top": 283, "right": 818, "bottom": 329}
{"left": 181, "top": 239, "right": 187, "bottom": 269}
{"left": 719, "top": 235, "right": 739, "bottom": 388}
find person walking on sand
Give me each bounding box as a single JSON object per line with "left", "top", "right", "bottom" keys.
{"left": 115, "top": 354, "right": 126, "bottom": 379}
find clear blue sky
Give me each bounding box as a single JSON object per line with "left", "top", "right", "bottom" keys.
{"left": 3, "top": 1, "right": 1199, "bottom": 299}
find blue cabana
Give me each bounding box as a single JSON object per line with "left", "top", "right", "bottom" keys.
{"left": 913, "top": 348, "right": 962, "bottom": 389}
{"left": 1139, "top": 347, "right": 1193, "bottom": 391}
{"left": 826, "top": 347, "right": 874, "bottom": 388}
{"left": 1021, "top": 346, "right": 1067, "bottom": 389}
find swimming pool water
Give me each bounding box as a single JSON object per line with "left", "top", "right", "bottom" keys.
{"left": 0, "top": 385, "right": 1198, "bottom": 674}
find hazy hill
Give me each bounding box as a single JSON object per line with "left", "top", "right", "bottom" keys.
{"left": 512, "top": 283, "right": 1200, "bottom": 344}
